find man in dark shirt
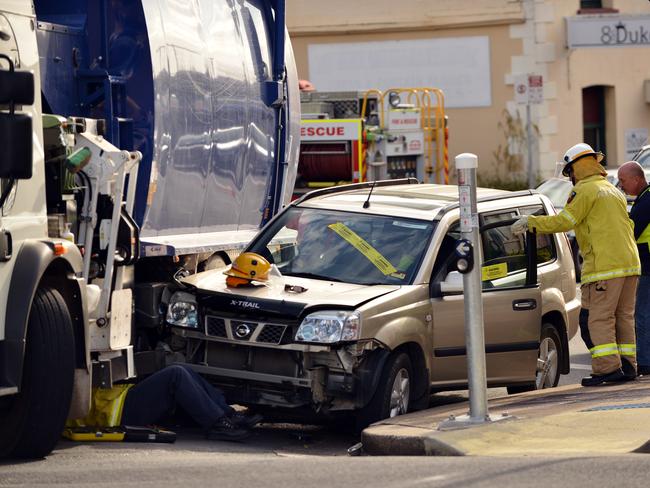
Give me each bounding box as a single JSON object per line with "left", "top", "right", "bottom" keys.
{"left": 618, "top": 161, "right": 650, "bottom": 375}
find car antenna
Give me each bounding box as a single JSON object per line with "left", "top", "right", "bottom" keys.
{"left": 363, "top": 180, "right": 377, "bottom": 209}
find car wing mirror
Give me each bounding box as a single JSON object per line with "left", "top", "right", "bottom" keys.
{"left": 440, "top": 271, "right": 464, "bottom": 294}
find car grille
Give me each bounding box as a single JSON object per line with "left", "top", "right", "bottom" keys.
{"left": 204, "top": 315, "right": 289, "bottom": 345}
{"left": 206, "top": 316, "right": 227, "bottom": 337}
{"left": 256, "top": 324, "right": 287, "bottom": 344}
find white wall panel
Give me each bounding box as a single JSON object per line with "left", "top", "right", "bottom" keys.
{"left": 308, "top": 36, "right": 492, "bottom": 108}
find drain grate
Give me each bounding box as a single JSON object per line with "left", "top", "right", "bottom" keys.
{"left": 581, "top": 402, "right": 650, "bottom": 412}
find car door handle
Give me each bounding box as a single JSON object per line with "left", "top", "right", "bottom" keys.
{"left": 512, "top": 298, "right": 537, "bottom": 311}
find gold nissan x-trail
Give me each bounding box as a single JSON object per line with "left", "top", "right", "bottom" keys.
{"left": 167, "top": 179, "right": 580, "bottom": 428}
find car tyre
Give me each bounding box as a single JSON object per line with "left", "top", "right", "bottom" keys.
{"left": 507, "top": 323, "right": 561, "bottom": 394}
{"left": 356, "top": 352, "right": 412, "bottom": 430}
{"left": 0, "top": 287, "right": 75, "bottom": 458}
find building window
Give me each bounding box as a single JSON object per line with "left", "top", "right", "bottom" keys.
{"left": 582, "top": 86, "right": 606, "bottom": 160}
{"left": 578, "top": 0, "right": 618, "bottom": 14}
{"left": 580, "top": 0, "right": 602, "bottom": 8}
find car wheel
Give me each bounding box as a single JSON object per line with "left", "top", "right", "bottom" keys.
{"left": 507, "top": 323, "right": 561, "bottom": 394}
{"left": 0, "top": 287, "right": 75, "bottom": 459}
{"left": 356, "top": 352, "right": 412, "bottom": 429}
{"left": 535, "top": 324, "right": 561, "bottom": 389}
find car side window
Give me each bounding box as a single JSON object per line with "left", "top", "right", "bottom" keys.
{"left": 480, "top": 211, "right": 527, "bottom": 289}
{"left": 519, "top": 205, "right": 557, "bottom": 265}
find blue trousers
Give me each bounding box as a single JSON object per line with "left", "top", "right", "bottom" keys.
{"left": 121, "top": 364, "right": 233, "bottom": 430}
{"left": 637, "top": 275, "right": 650, "bottom": 368}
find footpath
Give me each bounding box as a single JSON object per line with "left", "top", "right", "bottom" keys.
{"left": 361, "top": 377, "right": 650, "bottom": 456}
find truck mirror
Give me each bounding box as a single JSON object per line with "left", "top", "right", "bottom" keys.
{"left": 0, "top": 58, "right": 34, "bottom": 180}
{"left": 0, "top": 113, "right": 33, "bottom": 179}
{"left": 0, "top": 69, "right": 35, "bottom": 105}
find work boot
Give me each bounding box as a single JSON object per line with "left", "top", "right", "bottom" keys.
{"left": 638, "top": 365, "right": 650, "bottom": 376}
{"left": 228, "top": 412, "right": 264, "bottom": 429}
{"left": 621, "top": 360, "right": 638, "bottom": 381}
{"left": 581, "top": 368, "right": 625, "bottom": 387}
{"left": 206, "top": 416, "right": 251, "bottom": 441}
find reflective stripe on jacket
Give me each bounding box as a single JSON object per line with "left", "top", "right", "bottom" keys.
{"left": 67, "top": 385, "right": 133, "bottom": 428}
{"left": 528, "top": 174, "right": 640, "bottom": 284}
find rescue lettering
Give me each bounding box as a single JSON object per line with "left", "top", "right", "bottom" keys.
{"left": 300, "top": 126, "right": 345, "bottom": 137}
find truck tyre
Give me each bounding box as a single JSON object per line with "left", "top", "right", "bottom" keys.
{"left": 0, "top": 287, "right": 75, "bottom": 458}
{"left": 356, "top": 352, "right": 412, "bottom": 430}
{"left": 507, "top": 323, "right": 562, "bottom": 394}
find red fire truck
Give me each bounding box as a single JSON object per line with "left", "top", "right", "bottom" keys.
{"left": 295, "top": 88, "right": 448, "bottom": 197}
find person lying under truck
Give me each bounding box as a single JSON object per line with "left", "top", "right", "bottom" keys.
{"left": 68, "top": 364, "right": 263, "bottom": 441}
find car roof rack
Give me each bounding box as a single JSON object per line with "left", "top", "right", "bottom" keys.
{"left": 438, "top": 189, "right": 538, "bottom": 215}
{"left": 478, "top": 189, "right": 537, "bottom": 203}
{"left": 292, "top": 178, "right": 420, "bottom": 205}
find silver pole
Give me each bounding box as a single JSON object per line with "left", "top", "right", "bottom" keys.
{"left": 456, "top": 153, "right": 488, "bottom": 422}
{"left": 526, "top": 102, "right": 534, "bottom": 188}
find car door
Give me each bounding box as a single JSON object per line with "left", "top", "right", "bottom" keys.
{"left": 429, "top": 209, "right": 542, "bottom": 387}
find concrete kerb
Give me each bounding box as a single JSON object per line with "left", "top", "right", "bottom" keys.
{"left": 361, "top": 379, "right": 650, "bottom": 456}
{"left": 361, "top": 424, "right": 465, "bottom": 456}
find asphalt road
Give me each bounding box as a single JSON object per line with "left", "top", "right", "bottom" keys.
{"left": 2, "top": 443, "right": 650, "bottom": 488}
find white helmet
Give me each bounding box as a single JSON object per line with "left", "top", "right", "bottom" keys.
{"left": 561, "top": 143, "right": 604, "bottom": 176}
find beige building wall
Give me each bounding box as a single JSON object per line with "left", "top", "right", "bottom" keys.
{"left": 545, "top": 0, "right": 650, "bottom": 171}
{"left": 287, "top": 0, "right": 650, "bottom": 181}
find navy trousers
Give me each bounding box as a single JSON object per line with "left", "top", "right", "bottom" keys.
{"left": 121, "top": 364, "right": 233, "bottom": 430}
{"left": 636, "top": 275, "right": 650, "bottom": 369}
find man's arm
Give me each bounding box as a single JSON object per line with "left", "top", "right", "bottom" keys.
{"left": 528, "top": 186, "right": 591, "bottom": 234}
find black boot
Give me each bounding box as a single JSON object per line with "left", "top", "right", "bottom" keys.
{"left": 581, "top": 368, "right": 625, "bottom": 387}
{"left": 206, "top": 416, "right": 251, "bottom": 441}
{"left": 638, "top": 365, "right": 650, "bottom": 376}
{"left": 621, "top": 360, "right": 638, "bottom": 381}
{"left": 228, "top": 412, "right": 264, "bottom": 429}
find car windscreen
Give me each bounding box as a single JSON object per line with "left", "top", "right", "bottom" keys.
{"left": 634, "top": 148, "right": 650, "bottom": 168}
{"left": 536, "top": 178, "right": 572, "bottom": 209}
{"left": 248, "top": 207, "right": 435, "bottom": 285}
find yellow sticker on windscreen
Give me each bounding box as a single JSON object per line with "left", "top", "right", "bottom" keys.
{"left": 328, "top": 223, "right": 397, "bottom": 276}
{"left": 481, "top": 263, "right": 508, "bottom": 281}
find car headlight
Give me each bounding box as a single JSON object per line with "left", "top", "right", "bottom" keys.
{"left": 295, "top": 310, "right": 361, "bottom": 343}
{"left": 166, "top": 291, "right": 199, "bottom": 328}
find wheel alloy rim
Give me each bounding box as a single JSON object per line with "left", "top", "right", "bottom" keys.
{"left": 536, "top": 337, "right": 558, "bottom": 389}
{"left": 389, "top": 368, "right": 410, "bottom": 417}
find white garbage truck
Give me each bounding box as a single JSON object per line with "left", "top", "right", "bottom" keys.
{"left": 0, "top": 0, "right": 299, "bottom": 458}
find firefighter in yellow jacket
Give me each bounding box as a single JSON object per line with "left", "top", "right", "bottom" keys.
{"left": 512, "top": 143, "right": 641, "bottom": 386}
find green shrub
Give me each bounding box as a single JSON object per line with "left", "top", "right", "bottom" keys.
{"left": 477, "top": 175, "right": 530, "bottom": 191}
{"left": 479, "top": 109, "right": 540, "bottom": 190}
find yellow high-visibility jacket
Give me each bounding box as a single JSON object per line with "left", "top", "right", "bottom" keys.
{"left": 67, "top": 385, "right": 133, "bottom": 428}
{"left": 528, "top": 174, "right": 640, "bottom": 284}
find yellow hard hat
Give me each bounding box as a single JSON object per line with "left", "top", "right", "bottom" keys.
{"left": 223, "top": 252, "right": 271, "bottom": 283}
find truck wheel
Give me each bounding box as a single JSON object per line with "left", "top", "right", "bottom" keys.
{"left": 507, "top": 323, "right": 561, "bottom": 394}
{"left": 356, "top": 352, "right": 412, "bottom": 430}
{"left": 0, "top": 287, "right": 75, "bottom": 458}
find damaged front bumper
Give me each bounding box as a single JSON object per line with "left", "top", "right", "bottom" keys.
{"left": 172, "top": 326, "right": 390, "bottom": 412}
